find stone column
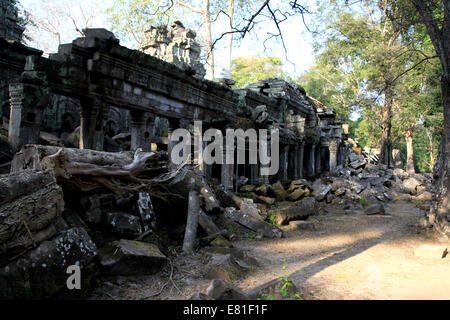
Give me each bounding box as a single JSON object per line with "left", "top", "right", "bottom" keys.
{"left": 307, "top": 144, "right": 316, "bottom": 178}
{"left": 260, "top": 139, "right": 270, "bottom": 184}
{"left": 168, "top": 118, "right": 189, "bottom": 169}
{"left": 329, "top": 140, "right": 338, "bottom": 172}
{"left": 130, "top": 110, "right": 144, "bottom": 151}
{"left": 315, "top": 144, "right": 321, "bottom": 175}
{"left": 80, "top": 98, "right": 106, "bottom": 150}
{"left": 298, "top": 141, "right": 305, "bottom": 178}
{"left": 292, "top": 145, "right": 299, "bottom": 180}
{"left": 8, "top": 83, "right": 50, "bottom": 151}
{"left": 278, "top": 144, "right": 289, "bottom": 181}
{"left": 130, "top": 112, "right": 155, "bottom": 152}
{"left": 221, "top": 145, "right": 234, "bottom": 190}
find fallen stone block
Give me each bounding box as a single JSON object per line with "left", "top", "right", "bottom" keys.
{"left": 272, "top": 181, "right": 288, "bottom": 201}
{"left": 312, "top": 180, "right": 332, "bottom": 202}
{"left": 287, "top": 220, "right": 315, "bottom": 231}
{"left": 365, "top": 203, "right": 385, "bottom": 215}
{"left": 206, "top": 279, "right": 249, "bottom": 300}
{"left": 224, "top": 207, "right": 282, "bottom": 238}
{"left": 105, "top": 211, "right": 142, "bottom": 238}
{"left": 287, "top": 188, "right": 305, "bottom": 201}
{"left": 0, "top": 227, "right": 97, "bottom": 299}
{"left": 99, "top": 239, "right": 167, "bottom": 275}
{"left": 273, "top": 197, "right": 318, "bottom": 225}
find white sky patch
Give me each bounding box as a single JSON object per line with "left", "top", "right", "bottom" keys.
{"left": 20, "top": 0, "right": 315, "bottom": 77}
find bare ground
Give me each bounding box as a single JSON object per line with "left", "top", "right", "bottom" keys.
{"left": 86, "top": 201, "right": 450, "bottom": 300}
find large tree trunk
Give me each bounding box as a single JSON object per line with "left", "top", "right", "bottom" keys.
{"left": 409, "top": 0, "right": 450, "bottom": 236}
{"left": 379, "top": 82, "right": 394, "bottom": 167}
{"left": 405, "top": 128, "right": 415, "bottom": 174}
{"left": 0, "top": 171, "right": 64, "bottom": 262}
{"left": 182, "top": 190, "right": 200, "bottom": 253}
{"left": 204, "top": 0, "right": 214, "bottom": 80}
{"left": 225, "top": 0, "right": 235, "bottom": 78}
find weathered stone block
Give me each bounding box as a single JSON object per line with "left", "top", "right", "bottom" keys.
{"left": 0, "top": 227, "right": 97, "bottom": 299}
{"left": 99, "top": 239, "right": 166, "bottom": 275}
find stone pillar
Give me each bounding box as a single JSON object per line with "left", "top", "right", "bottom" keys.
{"left": 130, "top": 110, "right": 144, "bottom": 151}
{"left": 315, "top": 144, "right": 321, "bottom": 175}
{"left": 278, "top": 144, "right": 289, "bottom": 181}
{"left": 260, "top": 139, "right": 270, "bottom": 184}
{"left": 329, "top": 140, "right": 338, "bottom": 172}
{"left": 292, "top": 145, "right": 299, "bottom": 179}
{"left": 298, "top": 141, "right": 305, "bottom": 178}
{"left": 8, "top": 83, "right": 50, "bottom": 151}
{"left": 307, "top": 144, "right": 316, "bottom": 178}
{"left": 80, "top": 98, "right": 106, "bottom": 150}
{"left": 168, "top": 118, "right": 189, "bottom": 169}
{"left": 221, "top": 145, "right": 234, "bottom": 190}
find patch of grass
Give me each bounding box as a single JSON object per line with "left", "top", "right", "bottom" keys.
{"left": 268, "top": 210, "right": 278, "bottom": 226}
{"left": 227, "top": 225, "right": 237, "bottom": 234}
{"left": 246, "top": 233, "right": 256, "bottom": 241}
{"left": 360, "top": 196, "right": 368, "bottom": 207}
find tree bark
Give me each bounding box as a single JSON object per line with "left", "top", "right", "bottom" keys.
{"left": 409, "top": 0, "right": 450, "bottom": 236}
{"left": 405, "top": 128, "right": 415, "bottom": 174}
{"left": 225, "top": 0, "right": 235, "bottom": 78}
{"left": 379, "top": 81, "right": 394, "bottom": 167}
{"left": 182, "top": 190, "right": 200, "bottom": 253}
{"left": 204, "top": 0, "right": 214, "bottom": 80}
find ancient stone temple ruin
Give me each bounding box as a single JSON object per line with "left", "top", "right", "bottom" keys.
{"left": 1, "top": 22, "right": 348, "bottom": 190}
{"left": 1, "top": 7, "right": 439, "bottom": 300}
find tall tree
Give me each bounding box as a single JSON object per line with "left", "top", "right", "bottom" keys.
{"left": 230, "top": 56, "right": 287, "bottom": 88}
{"left": 407, "top": 0, "right": 450, "bottom": 235}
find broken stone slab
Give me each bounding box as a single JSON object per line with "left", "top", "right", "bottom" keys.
{"left": 286, "top": 179, "right": 308, "bottom": 193}
{"left": 402, "top": 177, "right": 423, "bottom": 195}
{"left": 239, "top": 198, "right": 263, "bottom": 220}
{"left": 412, "top": 191, "right": 433, "bottom": 201}
{"left": 285, "top": 220, "right": 315, "bottom": 231}
{"left": 224, "top": 207, "right": 283, "bottom": 239}
{"left": 203, "top": 247, "right": 259, "bottom": 268}
{"left": 0, "top": 172, "right": 65, "bottom": 261}
{"left": 312, "top": 179, "right": 332, "bottom": 201}
{"left": 273, "top": 197, "right": 318, "bottom": 225}
{"left": 364, "top": 203, "right": 385, "bottom": 215}
{"left": 206, "top": 279, "right": 249, "bottom": 300}
{"left": 254, "top": 184, "right": 275, "bottom": 197}
{"left": 98, "top": 239, "right": 167, "bottom": 275}
{"left": 209, "top": 235, "right": 233, "bottom": 248}
{"left": 0, "top": 227, "right": 97, "bottom": 299}
{"left": 334, "top": 187, "right": 346, "bottom": 197}
{"left": 287, "top": 188, "right": 305, "bottom": 201}
{"left": 272, "top": 181, "right": 288, "bottom": 201}
{"left": 255, "top": 195, "right": 275, "bottom": 205}
{"left": 349, "top": 159, "right": 367, "bottom": 170}
{"left": 105, "top": 211, "right": 142, "bottom": 238}
{"left": 348, "top": 152, "right": 363, "bottom": 163}
{"left": 203, "top": 253, "right": 246, "bottom": 282}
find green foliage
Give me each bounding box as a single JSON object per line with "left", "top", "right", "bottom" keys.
{"left": 268, "top": 210, "right": 277, "bottom": 226}
{"left": 360, "top": 196, "right": 368, "bottom": 207}
{"left": 107, "top": 0, "right": 180, "bottom": 44}
{"left": 246, "top": 233, "right": 256, "bottom": 241}
{"left": 231, "top": 56, "right": 288, "bottom": 88}
{"left": 300, "top": 0, "right": 443, "bottom": 173}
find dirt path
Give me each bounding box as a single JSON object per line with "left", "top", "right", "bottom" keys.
{"left": 234, "top": 201, "right": 450, "bottom": 300}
